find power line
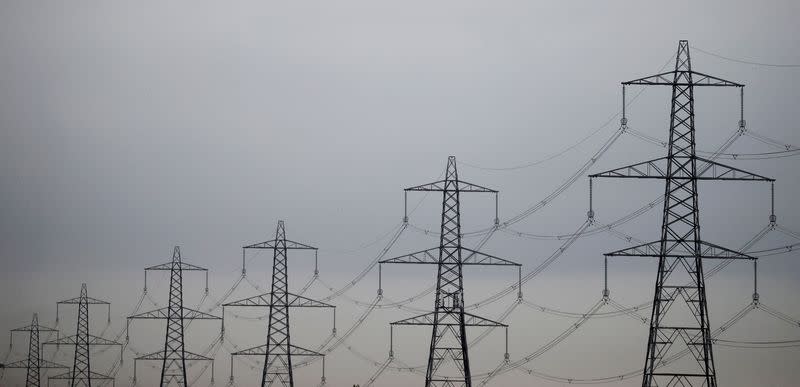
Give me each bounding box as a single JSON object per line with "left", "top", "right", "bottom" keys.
{"left": 460, "top": 54, "right": 677, "bottom": 171}
{"left": 692, "top": 45, "right": 800, "bottom": 68}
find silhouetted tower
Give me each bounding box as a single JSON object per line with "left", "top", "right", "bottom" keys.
{"left": 127, "top": 246, "right": 220, "bottom": 386}
{"left": 44, "top": 283, "right": 122, "bottom": 387}
{"left": 381, "top": 156, "right": 520, "bottom": 387}
{"left": 223, "top": 220, "right": 335, "bottom": 387}
{"left": 3, "top": 314, "right": 67, "bottom": 386}
{"left": 590, "top": 40, "right": 774, "bottom": 386}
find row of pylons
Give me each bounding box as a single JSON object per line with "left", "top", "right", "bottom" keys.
{"left": 1, "top": 40, "right": 777, "bottom": 387}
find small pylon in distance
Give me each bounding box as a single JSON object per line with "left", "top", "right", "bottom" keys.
{"left": 44, "top": 283, "right": 122, "bottom": 387}
{"left": 2, "top": 313, "right": 68, "bottom": 386}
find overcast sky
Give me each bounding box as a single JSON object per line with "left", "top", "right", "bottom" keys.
{"left": 1, "top": 1, "right": 799, "bottom": 386}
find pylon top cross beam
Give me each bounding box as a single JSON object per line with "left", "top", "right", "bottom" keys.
{"left": 623, "top": 40, "right": 743, "bottom": 88}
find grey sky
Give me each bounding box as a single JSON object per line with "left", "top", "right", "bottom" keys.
{"left": 1, "top": 1, "right": 799, "bottom": 386}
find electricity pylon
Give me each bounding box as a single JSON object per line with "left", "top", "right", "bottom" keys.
{"left": 590, "top": 40, "right": 774, "bottom": 387}
{"left": 223, "top": 220, "right": 335, "bottom": 387}
{"left": 3, "top": 314, "right": 67, "bottom": 386}
{"left": 127, "top": 246, "right": 221, "bottom": 386}
{"left": 381, "top": 156, "right": 520, "bottom": 387}
{"left": 44, "top": 283, "right": 122, "bottom": 387}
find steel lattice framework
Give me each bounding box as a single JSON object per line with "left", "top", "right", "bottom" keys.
{"left": 590, "top": 40, "right": 774, "bottom": 387}
{"left": 127, "top": 246, "right": 220, "bottom": 386}
{"left": 381, "top": 156, "right": 520, "bottom": 387}
{"left": 3, "top": 314, "right": 67, "bottom": 386}
{"left": 223, "top": 220, "right": 335, "bottom": 387}
{"left": 44, "top": 284, "right": 122, "bottom": 387}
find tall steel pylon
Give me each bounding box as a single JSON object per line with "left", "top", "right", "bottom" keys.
{"left": 590, "top": 40, "right": 774, "bottom": 386}
{"left": 2, "top": 314, "right": 67, "bottom": 386}
{"left": 127, "top": 246, "right": 221, "bottom": 386}
{"left": 381, "top": 156, "right": 520, "bottom": 387}
{"left": 223, "top": 220, "right": 335, "bottom": 387}
{"left": 44, "top": 283, "right": 122, "bottom": 387}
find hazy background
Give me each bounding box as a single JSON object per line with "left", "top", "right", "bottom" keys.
{"left": 1, "top": 1, "right": 799, "bottom": 386}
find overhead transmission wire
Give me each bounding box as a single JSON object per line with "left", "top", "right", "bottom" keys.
{"left": 460, "top": 54, "right": 676, "bottom": 172}
{"left": 627, "top": 125, "right": 800, "bottom": 160}
{"left": 692, "top": 45, "right": 800, "bottom": 68}
{"left": 409, "top": 55, "right": 677, "bottom": 240}
{"left": 314, "top": 217, "right": 499, "bottom": 314}
{"left": 498, "top": 298, "right": 761, "bottom": 385}
{"left": 459, "top": 108, "right": 616, "bottom": 171}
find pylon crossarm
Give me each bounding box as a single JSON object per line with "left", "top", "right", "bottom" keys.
{"left": 3, "top": 359, "right": 68, "bottom": 369}
{"left": 380, "top": 247, "right": 518, "bottom": 266}
{"left": 605, "top": 240, "right": 756, "bottom": 260}
{"left": 183, "top": 307, "right": 223, "bottom": 319}
{"left": 136, "top": 349, "right": 213, "bottom": 361}
{"left": 461, "top": 248, "right": 520, "bottom": 266}
{"left": 623, "top": 70, "right": 743, "bottom": 87}
{"left": 57, "top": 295, "right": 109, "bottom": 305}
{"left": 49, "top": 370, "right": 114, "bottom": 380}
{"left": 223, "top": 292, "right": 333, "bottom": 308}
{"left": 11, "top": 324, "right": 58, "bottom": 333}
{"left": 244, "top": 238, "right": 317, "bottom": 250}
{"left": 391, "top": 312, "right": 507, "bottom": 327}
{"left": 145, "top": 261, "right": 208, "bottom": 272}
{"left": 43, "top": 334, "right": 122, "bottom": 346}
{"left": 380, "top": 248, "right": 439, "bottom": 264}
{"left": 694, "top": 156, "right": 774, "bottom": 181}
{"left": 232, "top": 344, "right": 323, "bottom": 357}
{"left": 590, "top": 156, "right": 773, "bottom": 181}
{"left": 1, "top": 359, "right": 28, "bottom": 369}
{"left": 128, "top": 307, "right": 220, "bottom": 320}
{"left": 405, "top": 179, "right": 496, "bottom": 193}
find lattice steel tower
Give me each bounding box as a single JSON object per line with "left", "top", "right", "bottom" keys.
{"left": 590, "top": 40, "right": 774, "bottom": 386}
{"left": 44, "top": 283, "right": 122, "bottom": 387}
{"left": 223, "top": 220, "right": 335, "bottom": 387}
{"left": 127, "top": 246, "right": 220, "bottom": 386}
{"left": 381, "top": 156, "right": 520, "bottom": 387}
{"left": 3, "top": 314, "right": 67, "bottom": 386}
